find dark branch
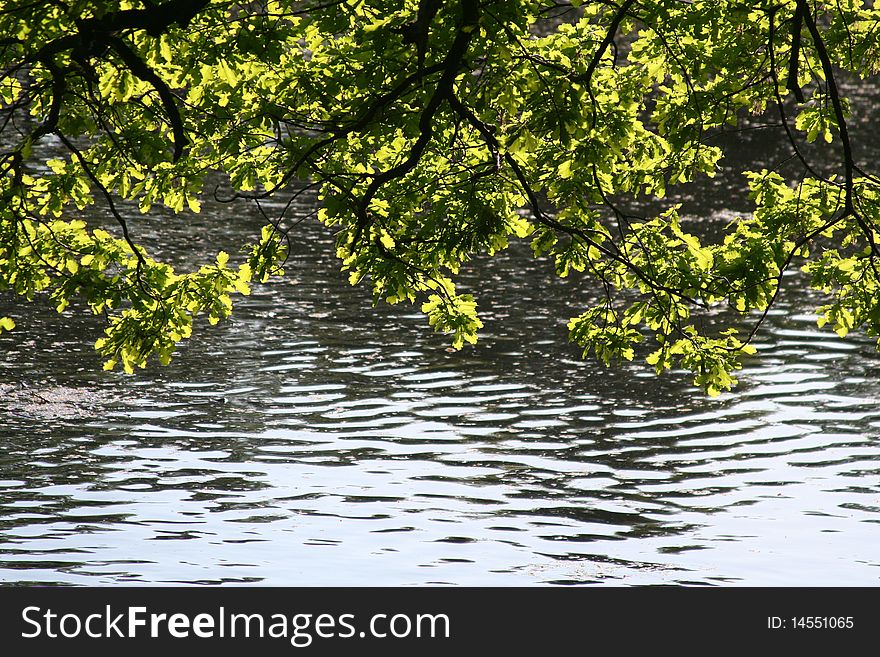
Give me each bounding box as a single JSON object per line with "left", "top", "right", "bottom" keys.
{"left": 31, "top": 58, "right": 67, "bottom": 142}
{"left": 105, "top": 35, "right": 188, "bottom": 162}
{"left": 786, "top": 2, "right": 805, "bottom": 103}
{"left": 572, "top": 0, "right": 635, "bottom": 86}
{"left": 797, "top": 0, "right": 854, "bottom": 212}
{"left": 352, "top": 0, "right": 480, "bottom": 245}
{"left": 75, "top": 0, "right": 210, "bottom": 38}
{"left": 397, "top": 0, "right": 443, "bottom": 72}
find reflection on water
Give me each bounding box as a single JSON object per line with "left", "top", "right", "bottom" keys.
{"left": 1, "top": 199, "right": 878, "bottom": 586}
{"left": 2, "top": 85, "right": 880, "bottom": 586}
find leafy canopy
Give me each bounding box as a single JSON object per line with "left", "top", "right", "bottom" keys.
{"left": 2, "top": 0, "right": 880, "bottom": 394}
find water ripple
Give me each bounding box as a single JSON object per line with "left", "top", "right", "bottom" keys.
{"left": 2, "top": 201, "right": 880, "bottom": 586}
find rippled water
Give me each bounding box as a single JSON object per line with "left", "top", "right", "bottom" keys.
{"left": 2, "top": 200, "right": 879, "bottom": 585}
{"left": 3, "top": 93, "right": 880, "bottom": 585}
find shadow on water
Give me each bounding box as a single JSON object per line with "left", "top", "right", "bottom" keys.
{"left": 1, "top": 85, "right": 880, "bottom": 586}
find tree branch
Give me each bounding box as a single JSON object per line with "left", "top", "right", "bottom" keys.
{"left": 105, "top": 35, "right": 188, "bottom": 162}
{"left": 797, "top": 0, "right": 854, "bottom": 213}
{"left": 786, "top": 2, "right": 805, "bottom": 102}
{"left": 352, "top": 0, "right": 480, "bottom": 246}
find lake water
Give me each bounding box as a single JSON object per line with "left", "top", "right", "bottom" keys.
{"left": 1, "top": 103, "right": 879, "bottom": 586}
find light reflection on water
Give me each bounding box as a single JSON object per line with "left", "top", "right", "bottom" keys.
{"left": 1, "top": 207, "right": 879, "bottom": 586}
{"left": 2, "top": 108, "right": 880, "bottom": 586}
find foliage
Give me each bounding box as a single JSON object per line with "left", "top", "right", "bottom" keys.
{"left": 1, "top": 0, "right": 880, "bottom": 394}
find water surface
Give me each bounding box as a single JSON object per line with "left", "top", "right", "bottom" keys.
{"left": 1, "top": 93, "right": 879, "bottom": 586}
